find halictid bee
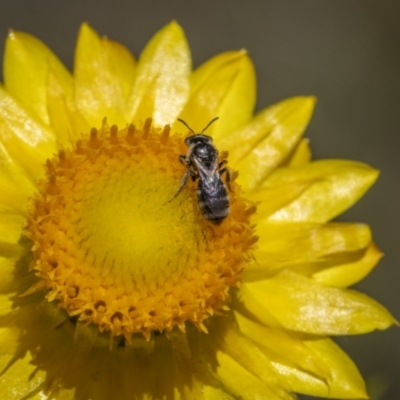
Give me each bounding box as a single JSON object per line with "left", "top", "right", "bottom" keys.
{"left": 170, "top": 117, "right": 231, "bottom": 224}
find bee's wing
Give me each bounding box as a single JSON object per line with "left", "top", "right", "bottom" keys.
{"left": 192, "top": 156, "right": 211, "bottom": 181}
{"left": 193, "top": 156, "right": 221, "bottom": 193}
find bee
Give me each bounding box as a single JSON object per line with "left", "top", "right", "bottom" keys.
{"left": 170, "top": 117, "right": 231, "bottom": 224}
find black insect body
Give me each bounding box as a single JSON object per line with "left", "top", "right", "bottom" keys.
{"left": 170, "top": 118, "right": 231, "bottom": 224}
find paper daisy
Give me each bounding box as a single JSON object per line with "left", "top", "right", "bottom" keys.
{"left": 0, "top": 21, "right": 395, "bottom": 399}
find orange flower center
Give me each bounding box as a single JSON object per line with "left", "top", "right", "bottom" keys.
{"left": 26, "top": 119, "right": 257, "bottom": 340}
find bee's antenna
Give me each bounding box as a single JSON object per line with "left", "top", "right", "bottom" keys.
{"left": 177, "top": 119, "right": 194, "bottom": 134}
{"left": 201, "top": 117, "right": 219, "bottom": 133}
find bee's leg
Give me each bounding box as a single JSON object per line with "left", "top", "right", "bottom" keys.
{"left": 218, "top": 159, "right": 228, "bottom": 169}
{"left": 189, "top": 169, "right": 198, "bottom": 181}
{"left": 169, "top": 169, "right": 197, "bottom": 202}
{"left": 179, "top": 155, "right": 191, "bottom": 168}
{"left": 220, "top": 167, "right": 232, "bottom": 192}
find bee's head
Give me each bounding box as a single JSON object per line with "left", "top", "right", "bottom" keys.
{"left": 185, "top": 134, "right": 213, "bottom": 147}
{"left": 178, "top": 117, "right": 219, "bottom": 148}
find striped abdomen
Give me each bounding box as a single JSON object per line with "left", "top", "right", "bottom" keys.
{"left": 196, "top": 178, "right": 229, "bottom": 224}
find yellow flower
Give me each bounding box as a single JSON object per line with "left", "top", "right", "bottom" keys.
{"left": 0, "top": 21, "right": 395, "bottom": 399}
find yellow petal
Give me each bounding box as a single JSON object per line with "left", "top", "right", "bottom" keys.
{"left": 312, "top": 242, "right": 383, "bottom": 287}
{"left": 127, "top": 21, "right": 191, "bottom": 126}
{"left": 48, "top": 388, "right": 75, "bottom": 400}
{"left": 0, "top": 210, "right": 24, "bottom": 243}
{"left": 0, "top": 86, "right": 56, "bottom": 181}
{"left": 166, "top": 329, "right": 203, "bottom": 399}
{"left": 190, "top": 316, "right": 294, "bottom": 399}
{"left": 0, "top": 294, "right": 14, "bottom": 316}
{"left": 176, "top": 50, "right": 255, "bottom": 139}
{"left": 74, "top": 23, "right": 136, "bottom": 128}
{"left": 213, "top": 351, "right": 295, "bottom": 400}
{"left": 73, "top": 321, "right": 98, "bottom": 360}
{"left": 265, "top": 160, "right": 379, "bottom": 223}
{"left": 0, "top": 326, "right": 19, "bottom": 357}
{"left": 0, "top": 140, "right": 35, "bottom": 214}
{"left": 240, "top": 270, "right": 396, "bottom": 335}
{"left": 280, "top": 338, "right": 368, "bottom": 399}
{"left": 119, "top": 338, "right": 158, "bottom": 399}
{"left": 0, "top": 353, "right": 47, "bottom": 399}
{"left": 234, "top": 311, "right": 332, "bottom": 384}
{"left": 12, "top": 303, "right": 77, "bottom": 385}
{"left": 0, "top": 173, "right": 31, "bottom": 215}
{"left": 218, "top": 323, "right": 284, "bottom": 385}
{"left": 84, "top": 349, "right": 143, "bottom": 400}
{"left": 102, "top": 38, "right": 136, "bottom": 101}
{"left": 248, "top": 222, "right": 372, "bottom": 278}
{"left": 47, "top": 66, "right": 90, "bottom": 146}
{"left": 256, "top": 222, "right": 371, "bottom": 260}
{"left": 229, "top": 96, "right": 315, "bottom": 190}
{"left": 203, "top": 385, "right": 235, "bottom": 400}
{"left": 9, "top": 299, "right": 68, "bottom": 335}
{"left": 0, "top": 248, "right": 24, "bottom": 293}
{"left": 77, "top": 331, "right": 204, "bottom": 400}
{"left": 4, "top": 30, "right": 72, "bottom": 126}
{"left": 0, "top": 242, "right": 22, "bottom": 259}
{"left": 285, "top": 138, "right": 312, "bottom": 167}
{"left": 249, "top": 182, "right": 310, "bottom": 219}
{"left": 201, "top": 318, "right": 295, "bottom": 399}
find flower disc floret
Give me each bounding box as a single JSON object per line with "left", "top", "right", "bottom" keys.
{"left": 26, "top": 119, "right": 257, "bottom": 340}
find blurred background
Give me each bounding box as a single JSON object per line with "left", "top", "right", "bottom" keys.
{"left": 0, "top": 1, "right": 399, "bottom": 399}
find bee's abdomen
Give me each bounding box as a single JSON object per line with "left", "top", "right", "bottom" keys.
{"left": 197, "top": 181, "right": 229, "bottom": 224}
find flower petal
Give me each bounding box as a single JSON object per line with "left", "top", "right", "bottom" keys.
{"left": 196, "top": 315, "right": 293, "bottom": 400}
{"left": 234, "top": 311, "right": 332, "bottom": 385}
{"left": 218, "top": 324, "right": 284, "bottom": 384}
{"left": 0, "top": 249, "right": 24, "bottom": 293}
{"left": 4, "top": 30, "right": 72, "bottom": 126}
{"left": 102, "top": 38, "right": 137, "bottom": 101}
{"left": 0, "top": 86, "right": 56, "bottom": 182}
{"left": 246, "top": 226, "right": 380, "bottom": 286}
{"left": 74, "top": 23, "right": 136, "bottom": 128}
{"left": 76, "top": 331, "right": 205, "bottom": 400}
{"left": 248, "top": 222, "right": 372, "bottom": 279}
{"left": 0, "top": 140, "right": 35, "bottom": 214}
{"left": 0, "top": 295, "right": 14, "bottom": 317}
{"left": 240, "top": 270, "right": 396, "bottom": 335}
{"left": 249, "top": 182, "right": 310, "bottom": 219}
{"left": 0, "top": 299, "right": 66, "bottom": 380}
{"left": 49, "top": 388, "right": 75, "bottom": 400}
{"left": 0, "top": 353, "right": 47, "bottom": 399}
{"left": 127, "top": 21, "right": 191, "bottom": 127}
{"left": 47, "top": 67, "right": 90, "bottom": 146}
{"left": 277, "top": 338, "right": 368, "bottom": 399}
{"left": 0, "top": 174, "right": 32, "bottom": 216}
{"left": 226, "top": 96, "right": 315, "bottom": 190}
{"left": 166, "top": 329, "right": 204, "bottom": 399}
{"left": 213, "top": 351, "right": 295, "bottom": 400}
{"left": 312, "top": 242, "right": 382, "bottom": 288}
{"left": 285, "top": 138, "right": 312, "bottom": 167}
{"left": 265, "top": 160, "right": 379, "bottom": 223}
{"left": 203, "top": 385, "right": 235, "bottom": 399}
{"left": 176, "top": 51, "right": 255, "bottom": 140}
{"left": 0, "top": 210, "right": 24, "bottom": 244}
{"left": 94, "top": 347, "right": 140, "bottom": 400}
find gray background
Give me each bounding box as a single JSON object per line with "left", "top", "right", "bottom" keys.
{"left": 1, "top": 1, "right": 399, "bottom": 399}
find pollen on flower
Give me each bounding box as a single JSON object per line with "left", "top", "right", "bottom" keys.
{"left": 26, "top": 119, "right": 258, "bottom": 340}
